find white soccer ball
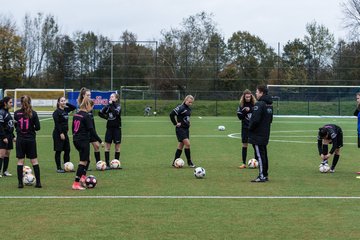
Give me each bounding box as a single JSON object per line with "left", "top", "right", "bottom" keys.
{"left": 23, "top": 166, "right": 32, "bottom": 175}
{"left": 64, "top": 162, "right": 74, "bottom": 172}
{"left": 110, "top": 159, "right": 121, "bottom": 169}
{"left": 153, "top": 111, "right": 157, "bottom": 115}
{"left": 319, "top": 163, "right": 330, "bottom": 173}
{"left": 218, "top": 125, "right": 225, "bottom": 131}
{"left": 23, "top": 173, "right": 36, "bottom": 186}
{"left": 247, "top": 158, "right": 258, "bottom": 169}
{"left": 96, "top": 161, "right": 107, "bottom": 171}
{"left": 194, "top": 167, "right": 206, "bottom": 178}
{"left": 174, "top": 158, "right": 185, "bottom": 168}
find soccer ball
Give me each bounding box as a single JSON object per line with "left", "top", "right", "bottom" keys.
{"left": 23, "top": 166, "right": 32, "bottom": 175}
{"left": 85, "top": 175, "right": 97, "bottom": 188}
{"left": 23, "top": 173, "right": 36, "bottom": 186}
{"left": 110, "top": 159, "right": 121, "bottom": 169}
{"left": 194, "top": 167, "right": 206, "bottom": 179}
{"left": 247, "top": 158, "right": 258, "bottom": 169}
{"left": 64, "top": 162, "right": 74, "bottom": 172}
{"left": 174, "top": 158, "right": 185, "bottom": 168}
{"left": 319, "top": 163, "right": 330, "bottom": 173}
{"left": 218, "top": 125, "right": 226, "bottom": 131}
{"left": 96, "top": 161, "right": 107, "bottom": 171}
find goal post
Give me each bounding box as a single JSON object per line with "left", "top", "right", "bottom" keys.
{"left": 5, "top": 88, "right": 73, "bottom": 113}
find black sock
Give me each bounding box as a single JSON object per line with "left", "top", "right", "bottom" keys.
{"left": 33, "top": 164, "right": 41, "bottom": 184}
{"left": 75, "top": 164, "right": 86, "bottom": 182}
{"left": 17, "top": 165, "right": 23, "bottom": 184}
{"left": 242, "top": 147, "right": 247, "bottom": 164}
{"left": 105, "top": 151, "right": 110, "bottom": 165}
{"left": 115, "top": 152, "right": 120, "bottom": 160}
{"left": 174, "top": 149, "right": 182, "bottom": 160}
{"left": 3, "top": 157, "right": 9, "bottom": 172}
{"left": 86, "top": 160, "right": 91, "bottom": 171}
{"left": 331, "top": 155, "right": 340, "bottom": 170}
{"left": 0, "top": 158, "right": 3, "bottom": 173}
{"left": 55, "top": 151, "right": 61, "bottom": 169}
{"left": 64, "top": 150, "right": 70, "bottom": 163}
{"left": 184, "top": 148, "right": 191, "bottom": 163}
{"left": 322, "top": 145, "right": 328, "bottom": 155}
{"left": 94, "top": 152, "right": 100, "bottom": 162}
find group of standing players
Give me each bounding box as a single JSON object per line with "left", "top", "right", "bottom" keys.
{"left": 54, "top": 87, "right": 122, "bottom": 190}
{"left": 1, "top": 86, "right": 359, "bottom": 189}
{"left": 0, "top": 87, "right": 122, "bottom": 190}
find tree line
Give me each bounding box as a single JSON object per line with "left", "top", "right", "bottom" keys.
{"left": 1, "top": 1, "right": 360, "bottom": 94}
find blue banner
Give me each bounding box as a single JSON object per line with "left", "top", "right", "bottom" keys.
{"left": 68, "top": 91, "right": 117, "bottom": 110}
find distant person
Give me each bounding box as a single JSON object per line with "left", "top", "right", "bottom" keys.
{"left": 317, "top": 124, "right": 343, "bottom": 173}
{"left": 237, "top": 89, "right": 256, "bottom": 169}
{"left": 77, "top": 87, "right": 103, "bottom": 170}
{"left": 52, "top": 96, "right": 76, "bottom": 173}
{"left": 0, "top": 97, "right": 15, "bottom": 177}
{"left": 14, "top": 96, "right": 42, "bottom": 188}
{"left": 169, "top": 95, "right": 196, "bottom": 168}
{"left": 144, "top": 106, "right": 152, "bottom": 116}
{"left": 99, "top": 93, "right": 122, "bottom": 169}
{"left": 248, "top": 85, "right": 273, "bottom": 182}
{"left": 355, "top": 92, "right": 360, "bottom": 149}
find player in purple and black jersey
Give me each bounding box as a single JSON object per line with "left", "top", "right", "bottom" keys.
{"left": 237, "top": 89, "right": 256, "bottom": 169}
{"left": 317, "top": 124, "right": 343, "bottom": 173}
{"left": 99, "top": 93, "right": 122, "bottom": 169}
{"left": 52, "top": 97, "right": 76, "bottom": 173}
{"left": 169, "top": 95, "right": 196, "bottom": 168}
{"left": 71, "top": 98, "right": 96, "bottom": 190}
{"left": 0, "top": 97, "right": 15, "bottom": 177}
{"left": 14, "top": 96, "right": 41, "bottom": 188}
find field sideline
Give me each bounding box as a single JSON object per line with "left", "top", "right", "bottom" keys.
{"left": 1, "top": 116, "right": 360, "bottom": 239}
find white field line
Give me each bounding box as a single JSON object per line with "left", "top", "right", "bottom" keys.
{"left": 1, "top": 195, "right": 360, "bottom": 199}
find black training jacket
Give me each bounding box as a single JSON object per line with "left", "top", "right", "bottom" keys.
{"left": 248, "top": 95, "right": 273, "bottom": 145}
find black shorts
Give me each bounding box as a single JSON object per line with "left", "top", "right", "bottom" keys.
{"left": 335, "top": 131, "right": 343, "bottom": 149}
{"left": 176, "top": 127, "right": 189, "bottom": 142}
{"left": 73, "top": 140, "right": 90, "bottom": 162}
{"left": 105, "top": 128, "right": 121, "bottom": 144}
{"left": 16, "top": 139, "right": 37, "bottom": 159}
{"left": 0, "top": 135, "right": 14, "bottom": 150}
{"left": 53, "top": 131, "right": 70, "bottom": 152}
{"left": 241, "top": 127, "right": 249, "bottom": 144}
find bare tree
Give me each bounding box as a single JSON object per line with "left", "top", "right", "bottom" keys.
{"left": 341, "top": 0, "right": 360, "bottom": 40}
{"left": 22, "top": 13, "right": 59, "bottom": 85}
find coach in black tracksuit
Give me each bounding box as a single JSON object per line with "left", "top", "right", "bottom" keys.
{"left": 248, "top": 85, "right": 273, "bottom": 183}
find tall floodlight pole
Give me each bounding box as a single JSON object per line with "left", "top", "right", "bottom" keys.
{"left": 111, "top": 44, "right": 114, "bottom": 91}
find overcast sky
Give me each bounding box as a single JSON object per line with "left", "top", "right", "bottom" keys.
{"left": 1, "top": 0, "right": 348, "bottom": 48}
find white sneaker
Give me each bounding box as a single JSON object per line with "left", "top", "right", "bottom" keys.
{"left": 0, "top": 174, "right": 2, "bottom": 178}
{"left": 3, "top": 171, "right": 12, "bottom": 177}
{"left": 329, "top": 169, "right": 335, "bottom": 173}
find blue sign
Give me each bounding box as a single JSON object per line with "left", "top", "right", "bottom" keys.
{"left": 68, "top": 91, "right": 117, "bottom": 110}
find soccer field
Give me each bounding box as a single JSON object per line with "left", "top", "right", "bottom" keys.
{"left": 1, "top": 116, "right": 360, "bottom": 239}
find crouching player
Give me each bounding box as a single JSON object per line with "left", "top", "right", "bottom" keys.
{"left": 72, "top": 98, "right": 95, "bottom": 190}
{"left": 317, "top": 124, "right": 343, "bottom": 173}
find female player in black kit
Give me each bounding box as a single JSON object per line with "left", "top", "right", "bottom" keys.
{"left": 99, "top": 93, "right": 122, "bottom": 169}
{"left": 14, "top": 96, "right": 41, "bottom": 188}
{"left": 170, "top": 95, "right": 196, "bottom": 168}
{"left": 0, "top": 97, "right": 15, "bottom": 177}
{"left": 52, "top": 96, "right": 76, "bottom": 173}
{"left": 77, "top": 87, "right": 103, "bottom": 170}
{"left": 237, "top": 89, "right": 256, "bottom": 169}
{"left": 317, "top": 124, "right": 343, "bottom": 173}
{"left": 72, "top": 98, "right": 95, "bottom": 190}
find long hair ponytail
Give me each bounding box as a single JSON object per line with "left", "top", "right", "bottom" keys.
{"left": 77, "top": 87, "right": 90, "bottom": 106}
{"left": 21, "top": 95, "right": 33, "bottom": 118}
